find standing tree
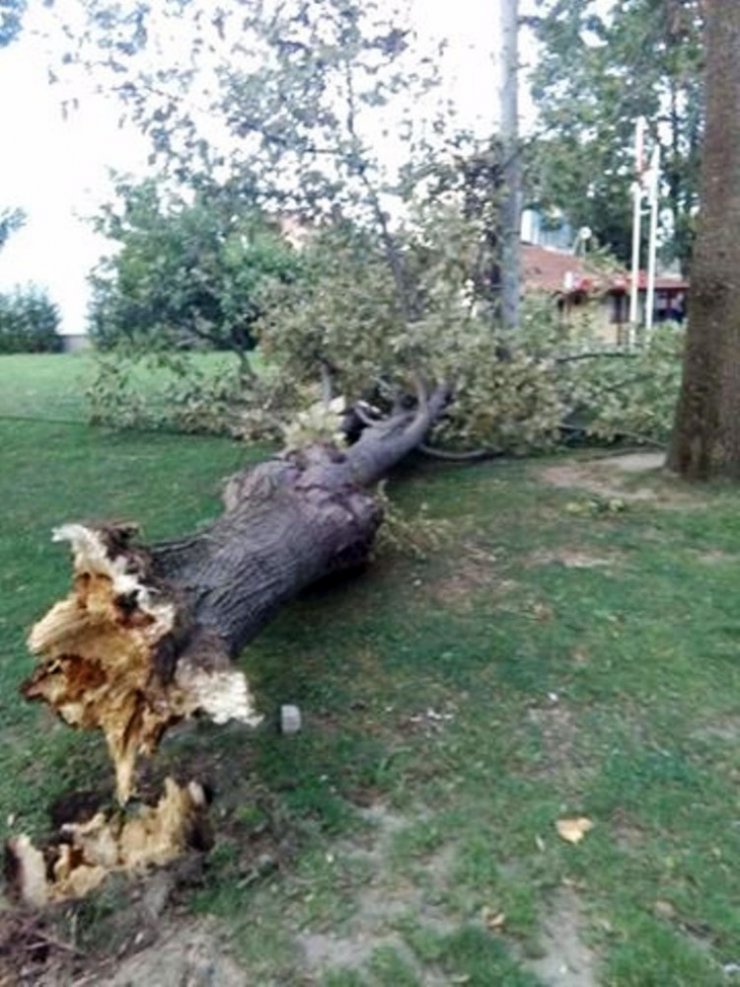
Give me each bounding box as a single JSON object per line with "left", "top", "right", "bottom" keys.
{"left": 0, "top": 0, "right": 24, "bottom": 47}
{"left": 527, "top": 0, "right": 703, "bottom": 270}
{"left": 1, "top": 3, "right": 26, "bottom": 241}
{"left": 89, "top": 177, "right": 301, "bottom": 359}
{"left": 668, "top": 2, "right": 740, "bottom": 479}
{"left": 0, "top": 207, "right": 24, "bottom": 251}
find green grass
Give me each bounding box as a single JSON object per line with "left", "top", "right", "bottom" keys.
{"left": 0, "top": 350, "right": 245, "bottom": 423}
{"left": 0, "top": 352, "right": 94, "bottom": 421}
{"left": 3, "top": 355, "right": 740, "bottom": 984}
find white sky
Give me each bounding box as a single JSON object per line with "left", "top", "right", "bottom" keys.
{"left": 0, "top": 0, "right": 540, "bottom": 335}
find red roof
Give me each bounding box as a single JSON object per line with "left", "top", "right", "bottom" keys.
{"left": 522, "top": 244, "right": 597, "bottom": 293}
{"left": 622, "top": 271, "right": 689, "bottom": 292}
{"left": 522, "top": 243, "right": 688, "bottom": 295}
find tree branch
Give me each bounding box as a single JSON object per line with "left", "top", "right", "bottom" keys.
{"left": 555, "top": 350, "right": 639, "bottom": 364}
{"left": 419, "top": 443, "right": 497, "bottom": 462}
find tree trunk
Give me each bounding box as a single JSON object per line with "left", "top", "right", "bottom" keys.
{"left": 668, "top": 2, "right": 740, "bottom": 478}
{"left": 23, "top": 390, "right": 449, "bottom": 803}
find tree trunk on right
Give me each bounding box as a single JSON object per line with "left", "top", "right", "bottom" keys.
{"left": 668, "top": 2, "right": 740, "bottom": 479}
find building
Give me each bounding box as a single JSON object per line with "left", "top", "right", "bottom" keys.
{"left": 521, "top": 243, "right": 688, "bottom": 345}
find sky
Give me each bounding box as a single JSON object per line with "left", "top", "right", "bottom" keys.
{"left": 0, "top": 0, "right": 540, "bottom": 336}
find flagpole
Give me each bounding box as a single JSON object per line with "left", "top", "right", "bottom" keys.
{"left": 645, "top": 144, "right": 661, "bottom": 335}
{"left": 628, "top": 118, "right": 646, "bottom": 345}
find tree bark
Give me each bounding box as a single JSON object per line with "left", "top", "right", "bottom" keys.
{"left": 668, "top": 2, "right": 740, "bottom": 478}
{"left": 22, "top": 390, "right": 449, "bottom": 803}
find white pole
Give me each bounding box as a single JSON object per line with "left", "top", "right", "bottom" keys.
{"left": 646, "top": 144, "right": 661, "bottom": 335}
{"left": 500, "top": 0, "right": 520, "bottom": 330}
{"left": 629, "top": 184, "right": 643, "bottom": 343}
{"left": 628, "top": 118, "right": 646, "bottom": 344}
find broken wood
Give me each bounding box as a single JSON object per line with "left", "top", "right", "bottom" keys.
{"left": 5, "top": 778, "right": 210, "bottom": 906}
{"left": 22, "top": 389, "right": 450, "bottom": 804}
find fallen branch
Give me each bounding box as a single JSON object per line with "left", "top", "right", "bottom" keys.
{"left": 555, "top": 349, "right": 639, "bottom": 364}
{"left": 418, "top": 443, "right": 497, "bottom": 462}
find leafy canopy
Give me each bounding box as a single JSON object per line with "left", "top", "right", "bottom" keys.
{"left": 76, "top": 0, "right": 684, "bottom": 456}
{"left": 89, "top": 178, "right": 302, "bottom": 355}
{"left": 0, "top": 0, "right": 24, "bottom": 48}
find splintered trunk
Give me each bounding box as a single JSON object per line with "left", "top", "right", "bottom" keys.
{"left": 669, "top": 2, "right": 740, "bottom": 479}
{"left": 23, "top": 391, "right": 449, "bottom": 805}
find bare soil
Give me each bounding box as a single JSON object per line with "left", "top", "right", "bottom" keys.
{"left": 525, "top": 889, "right": 599, "bottom": 986}
{"left": 297, "top": 803, "right": 454, "bottom": 983}
{"left": 430, "top": 542, "right": 519, "bottom": 612}
{"left": 526, "top": 548, "right": 619, "bottom": 570}
{"left": 541, "top": 454, "right": 664, "bottom": 503}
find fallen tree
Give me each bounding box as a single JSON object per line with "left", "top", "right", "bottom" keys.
{"left": 22, "top": 388, "right": 450, "bottom": 809}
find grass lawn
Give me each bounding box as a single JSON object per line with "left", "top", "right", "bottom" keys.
{"left": 2, "top": 355, "right": 740, "bottom": 984}
{"left": 0, "top": 350, "right": 245, "bottom": 423}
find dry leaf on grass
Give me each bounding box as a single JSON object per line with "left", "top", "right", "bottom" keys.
{"left": 654, "top": 900, "right": 677, "bottom": 920}
{"left": 556, "top": 817, "right": 594, "bottom": 844}
{"left": 482, "top": 907, "right": 506, "bottom": 930}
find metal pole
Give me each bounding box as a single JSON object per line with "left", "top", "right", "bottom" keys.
{"left": 646, "top": 144, "right": 661, "bottom": 335}
{"left": 500, "top": 0, "right": 520, "bottom": 330}
{"left": 629, "top": 118, "right": 645, "bottom": 344}
{"left": 629, "top": 185, "right": 642, "bottom": 343}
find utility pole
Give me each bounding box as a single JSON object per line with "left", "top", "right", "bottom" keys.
{"left": 500, "top": 0, "right": 520, "bottom": 330}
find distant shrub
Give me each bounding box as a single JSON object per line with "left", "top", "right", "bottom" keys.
{"left": 0, "top": 287, "right": 62, "bottom": 354}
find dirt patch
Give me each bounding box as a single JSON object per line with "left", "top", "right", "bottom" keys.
{"left": 527, "top": 548, "right": 618, "bottom": 570}
{"left": 694, "top": 549, "right": 740, "bottom": 566}
{"left": 541, "top": 452, "right": 708, "bottom": 513}
{"left": 526, "top": 889, "right": 599, "bottom": 986}
{"left": 609, "top": 452, "right": 667, "bottom": 473}
{"left": 542, "top": 461, "right": 658, "bottom": 503}
{"left": 86, "top": 919, "right": 247, "bottom": 987}
{"left": 611, "top": 809, "right": 647, "bottom": 852}
{"left": 0, "top": 905, "right": 245, "bottom": 987}
{"left": 690, "top": 716, "right": 740, "bottom": 743}
{"left": 539, "top": 452, "right": 709, "bottom": 511}
{"left": 526, "top": 704, "right": 594, "bottom": 789}
{"left": 429, "top": 543, "right": 519, "bottom": 612}
{"left": 301, "top": 929, "right": 407, "bottom": 971}
{"left": 297, "top": 805, "right": 454, "bottom": 982}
